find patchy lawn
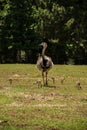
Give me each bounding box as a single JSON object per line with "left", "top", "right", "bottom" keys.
{"left": 0, "top": 64, "right": 87, "bottom": 130}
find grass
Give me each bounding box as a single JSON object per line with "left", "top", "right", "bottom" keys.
{"left": 0, "top": 64, "right": 87, "bottom": 130}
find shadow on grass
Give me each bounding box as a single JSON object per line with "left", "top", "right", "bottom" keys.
{"left": 43, "top": 85, "right": 56, "bottom": 88}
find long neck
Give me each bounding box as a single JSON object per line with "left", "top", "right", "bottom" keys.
{"left": 42, "top": 46, "right": 46, "bottom": 57}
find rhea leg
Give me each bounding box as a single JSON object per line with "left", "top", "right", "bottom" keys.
{"left": 46, "top": 71, "right": 48, "bottom": 86}
{"left": 42, "top": 71, "right": 45, "bottom": 86}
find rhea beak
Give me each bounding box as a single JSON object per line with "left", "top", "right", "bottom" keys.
{"left": 39, "top": 43, "right": 43, "bottom": 46}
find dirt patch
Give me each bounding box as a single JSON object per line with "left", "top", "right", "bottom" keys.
{"left": 33, "top": 104, "right": 67, "bottom": 108}
{"left": 6, "top": 101, "right": 67, "bottom": 108}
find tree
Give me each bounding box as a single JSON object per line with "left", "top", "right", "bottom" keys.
{"left": 0, "top": 0, "right": 87, "bottom": 64}
{"left": 0, "top": 0, "right": 37, "bottom": 63}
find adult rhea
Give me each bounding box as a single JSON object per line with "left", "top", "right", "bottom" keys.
{"left": 36, "top": 42, "right": 53, "bottom": 86}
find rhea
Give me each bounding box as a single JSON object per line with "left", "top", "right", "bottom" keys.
{"left": 36, "top": 42, "right": 53, "bottom": 86}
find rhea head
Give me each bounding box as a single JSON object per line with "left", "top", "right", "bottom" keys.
{"left": 39, "top": 42, "right": 48, "bottom": 48}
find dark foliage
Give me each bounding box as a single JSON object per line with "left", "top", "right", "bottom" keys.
{"left": 0, "top": 0, "right": 87, "bottom": 64}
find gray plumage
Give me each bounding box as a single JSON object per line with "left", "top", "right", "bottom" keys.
{"left": 36, "top": 42, "right": 53, "bottom": 86}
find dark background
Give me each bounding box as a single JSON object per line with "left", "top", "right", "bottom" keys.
{"left": 0, "top": 0, "right": 87, "bottom": 64}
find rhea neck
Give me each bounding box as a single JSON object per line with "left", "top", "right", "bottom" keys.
{"left": 42, "top": 45, "right": 47, "bottom": 57}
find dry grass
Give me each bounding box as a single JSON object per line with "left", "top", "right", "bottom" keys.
{"left": 0, "top": 64, "right": 87, "bottom": 130}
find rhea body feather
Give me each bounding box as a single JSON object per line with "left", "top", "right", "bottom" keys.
{"left": 37, "top": 55, "right": 53, "bottom": 72}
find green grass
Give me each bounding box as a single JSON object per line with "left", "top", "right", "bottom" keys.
{"left": 0, "top": 64, "right": 87, "bottom": 130}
